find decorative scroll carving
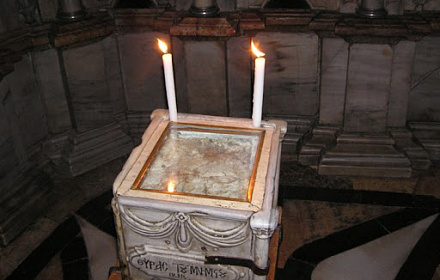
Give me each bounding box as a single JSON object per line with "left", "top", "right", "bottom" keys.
{"left": 120, "top": 206, "right": 250, "bottom": 252}
{"left": 251, "top": 228, "right": 275, "bottom": 239}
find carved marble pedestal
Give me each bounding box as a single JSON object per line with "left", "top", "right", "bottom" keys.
{"left": 113, "top": 110, "right": 286, "bottom": 280}
{"left": 318, "top": 133, "right": 412, "bottom": 178}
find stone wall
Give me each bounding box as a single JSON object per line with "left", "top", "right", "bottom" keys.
{"left": 0, "top": 53, "right": 53, "bottom": 246}
{"left": 0, "top": 13, "right": 133, "bottom": 246}
{"left": 1, "top": 8, "right": 440, "bottom": 245}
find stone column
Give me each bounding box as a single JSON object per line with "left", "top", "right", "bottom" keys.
{"left": 255, "top": 32, "right": 319, "bottom": 159}
{"left": 408, "top": 36, "right": 440, "bottom": 162}
{"left": 227, "top": 37, "right": 252, "bottom": 118}
{"left": 299, "top": 38, "right": 348, "bottom": 166}
{"left": 183, "top": 40, "right": 228, "bottom": 116}
{"left": 318, "top": 43, "right": 412, "bottom": 177}
{"left": 0, "top": 55, "right": 53, "bottom": 246}
{"left": 118, "top": 32, "right": 169, "bottom": 143}
{"left": 59, "top": 36, "right": 133, "bottom": 176}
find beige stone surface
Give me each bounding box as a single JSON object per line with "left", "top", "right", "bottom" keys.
{"left": 277, "top": 200, "right": 399, "bottom": 268}
{"left": 352, "top": 177, "right": 417, "bottom": 193}
{"left": 0, "top": 217, "right": 57, "bottom": 278}
{"left": 414, "top": 169, "right": 440, "bottom": 199}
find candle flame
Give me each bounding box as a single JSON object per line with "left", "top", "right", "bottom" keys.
{"left": 167, "top": 180, "right": 175, "bottom": 193}
{"left": 157, "top": 39, "right": 168, "bottom": 54}
{"left": 251, "top": 40, "right": 265, "bottom": 58}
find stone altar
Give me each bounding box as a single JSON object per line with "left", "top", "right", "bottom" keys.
{"left": 113, "top": 109, "right": 286, "bottom": 280}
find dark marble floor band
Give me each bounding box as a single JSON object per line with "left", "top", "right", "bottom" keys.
{"left": 279, "top": 207, "right": 440, "bottom": 280}
{"left": 4, "top": 217, "right": 81, "bottom": 280}
{"left": 61, "top": 236, "right": 89, "bottom": 280}
{"left": 395, "top": 215, "right": 440, "bottom": 280}
{"left": 280, "top": 185, "right": 440, "bottom": 210}
{"left": 5, "top": 182, "right": 440, "bottom": 279}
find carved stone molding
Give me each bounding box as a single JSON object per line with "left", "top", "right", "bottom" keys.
{"left": 170, "top": 17, "right": 238, "bottom": 37}
{"left": 251, "top": 228, "right": 274, "bottom": 239}
{"left": 120, "top": 206, "right": 250, "bottom": 252}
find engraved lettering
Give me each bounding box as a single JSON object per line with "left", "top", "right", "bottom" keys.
{"left": 219, "top": 270, "right": 227, "bottom": 278}
{"left": 203, "top": 267, "right": 214, "bottom": 278}
{"left": 156, "top": 261, "right": 168, "bottom": 272}
{"left": 174, "top": 263, "right": 188, "bottom": 274}
{"left": 131, "top": 254, "right": 233, "bottom": 280}
{"left": 136, "top": 258, "right": 169, "bottom": 272}
{"left": 169, "top": 272, "right": 186, "bottom": 279}
{"left": 190, "top": 266, "right": 202, "bottom": 276}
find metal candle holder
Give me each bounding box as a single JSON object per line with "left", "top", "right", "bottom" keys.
{"left": 356, "top": 0, "right": 388, "bottom": 18}
{"left": 189, "top": 0, "right": 219, "bottom": 17}
{"left": 58, "top": 0, "right": 87, "bottom": 21}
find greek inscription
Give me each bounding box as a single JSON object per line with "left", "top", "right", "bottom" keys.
{"left": 133, "top": 256, "right": 231, "bottom": 279}
{"left": 137, "top": 258, "right": 169, "bottom": 272}
{"left": 169, "top": 272, "right": 187, "bottom": 279}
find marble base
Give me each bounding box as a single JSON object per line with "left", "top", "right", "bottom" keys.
{"left": 59, "top": 122, "right": 133, "bottom": 177}
{"left": 299, "top": 126, "right": 340, "bottom": 166}
{"left": 0, "top": 171, "right": 53, "bottom": 246}
{"left": 389, "top": 129, "right": 431, "bottom": 170}
{"left": 318, "top": 134, "right": 412, "bottom": 178}
{"left": 409, "top": 122, "right": 440, "bottom": 163}
{"left": 267, "top": 115, "right": 315, "bottom": 159}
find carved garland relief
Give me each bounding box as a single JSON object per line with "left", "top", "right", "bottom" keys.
{"left": 119, "top": 206, "right": 250, "bottom": 252}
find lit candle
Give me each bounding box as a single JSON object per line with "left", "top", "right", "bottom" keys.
{"left": 167, "top": 180, "right": 175, "bottom": 193}
{"left": 251, "top": 40, "right": 266, "bottom": 128}
{"left": 157, "top": 39, "right": 178, "bottom": 122}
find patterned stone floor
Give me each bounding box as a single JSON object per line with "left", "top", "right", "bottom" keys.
{"left": 1, "top": 158, "right": 439, "bottom": 280}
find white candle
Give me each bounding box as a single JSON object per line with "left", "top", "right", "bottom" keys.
{"left": 158, "top": 39, "right": 178, "bottom": 122}
{"left": 251, "top": 40, "right": 266, "bottom": 128}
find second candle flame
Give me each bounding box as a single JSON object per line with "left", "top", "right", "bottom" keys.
{"left": 157, "top": 39, "right": 168, "bottom": 54}
{"left": 167, "top": 180, "right": 175, "bottom": 193}
{"left": 251, "top": 40, "right": 265, "bottom": 58}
